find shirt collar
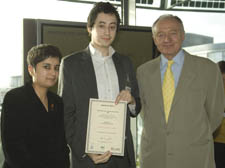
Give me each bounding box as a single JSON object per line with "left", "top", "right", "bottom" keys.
{"left": 160, "top": 49, "right": 184, "bottom": 68}
{"left": 89, "top": 43, "right": 115, "bottom": 60}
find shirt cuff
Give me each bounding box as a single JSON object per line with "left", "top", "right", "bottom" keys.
{"left": 128, "top": 103, "right": 136, "bottom": 115}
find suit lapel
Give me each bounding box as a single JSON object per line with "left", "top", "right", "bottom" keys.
{"left": 112, "top": 53, "right": 126, "bottom": 91}
{"left": 153, "top": 57, "right": 165, "bottom": 121}
{"left": 167, "top": 52, "right": 196, "bottom": 125}
{"left": 80, "top": 47, "right": 98, "bottom": 98}
{"left": 147, "top": 57, "right": 165, "bottom": 120}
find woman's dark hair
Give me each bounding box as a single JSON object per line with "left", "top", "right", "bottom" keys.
{"left": 87, "top": 2, "right": 121, "bottom": 32}
{"left": 27, "top": 44, "right": 62, "bottom": 68}
{"left": 218, "top": 60, "right": 225, "bottom": 74}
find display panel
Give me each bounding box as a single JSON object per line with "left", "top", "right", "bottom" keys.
{"left": 39, "top": 19, "right": 154, "bottom": 70}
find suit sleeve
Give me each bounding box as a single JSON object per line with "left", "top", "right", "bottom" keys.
{"left": 55, "top": 98, "right": 70, "bottom": 168}
{"left": 58, "top": 58, "right": 77, "bottom": 146}
{"left": 136, "top": 66, "right": 146, "bottom": 120}
{"left": 125, "top": 57, "right": 141, "bottom": 117}
{"left": 205, "top": 64, "right": 225, "bottom": 132}
{"left": 1, "top": 91, "right": 46, "bottom": 168}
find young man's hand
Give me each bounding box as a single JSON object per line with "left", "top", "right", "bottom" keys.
{"left": 87, "top": 151, "right": 112, "bottom": 164}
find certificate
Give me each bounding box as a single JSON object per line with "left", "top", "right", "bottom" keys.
{"left": 85, "top": 98, "right": 127, "bottom": 156}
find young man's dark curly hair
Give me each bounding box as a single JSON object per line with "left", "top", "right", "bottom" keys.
{"left": 87, "top": 2, "right": 121, "bottom": 32}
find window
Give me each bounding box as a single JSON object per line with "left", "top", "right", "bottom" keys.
{"left": 0, "top": 0, "right": 93, "bottom": 113}
{"left": 169, "top": 0, "right": 225, "bottom": 11}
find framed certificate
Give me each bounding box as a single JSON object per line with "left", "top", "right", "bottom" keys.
{"left": 85, "top": 98, "right": 127, "bottom": 156}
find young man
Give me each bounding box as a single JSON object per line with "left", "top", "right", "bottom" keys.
{"left": 58, "top": 2, "right": 141, "bottom": 168}
{"left": 137, "top": 14, "right": 225, "bottom": 168}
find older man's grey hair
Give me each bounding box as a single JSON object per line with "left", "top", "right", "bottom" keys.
{"left": 152, "top": 14, "right": 185, "bottom": 37}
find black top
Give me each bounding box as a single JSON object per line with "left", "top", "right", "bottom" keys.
{"left": 1, "top": 83, "right": 70, "bottom": 168}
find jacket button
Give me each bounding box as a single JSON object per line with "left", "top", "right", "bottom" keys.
{"left": 168, "top": 153, "right": 173, "bottom": 156}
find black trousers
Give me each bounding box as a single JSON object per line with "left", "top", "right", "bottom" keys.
{"left": 214, "top": 142, "right": 225, "bottom": 168}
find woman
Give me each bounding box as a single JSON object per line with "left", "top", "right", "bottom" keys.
{"left": 1, "top": 44, "right": 70, "bottom": 168}
{"left": 214, "top": 60, "right": 225, "bottom": 168}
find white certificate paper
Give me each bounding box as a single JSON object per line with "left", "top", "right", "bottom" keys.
{"left": 85, "top": 98, "right": 127, "bottom": 156}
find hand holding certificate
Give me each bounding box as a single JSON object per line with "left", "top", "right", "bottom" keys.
{"left": 85, "top": 98, "right": 127, "bottom": 156}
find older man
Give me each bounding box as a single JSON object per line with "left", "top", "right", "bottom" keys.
{"left": 137, "top": 14, "right": 225, "bottom": 168}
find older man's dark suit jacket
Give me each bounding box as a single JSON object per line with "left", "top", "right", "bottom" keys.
{"left": 58, "top": 47, "right": 141, "bottom": 168}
